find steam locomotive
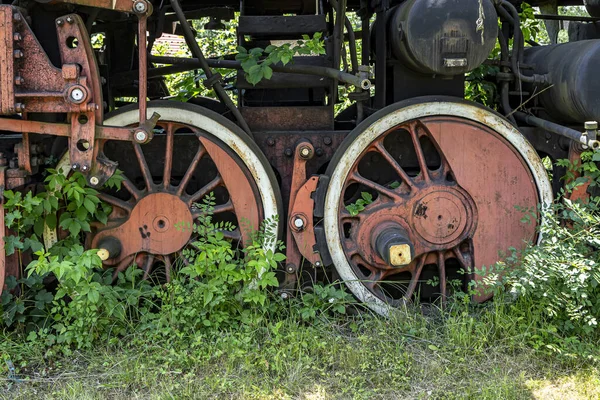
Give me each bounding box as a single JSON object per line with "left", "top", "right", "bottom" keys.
{"left": 0, "top": 0, "right": 598, "bottom": 313}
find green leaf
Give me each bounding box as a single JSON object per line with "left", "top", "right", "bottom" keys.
{"left": 45, "top": 213, "right": 58, "bottom": 230}
{"left": 4, "top": 235, "right": 23, "bottom": 256}
{"left": 83, "top": 197, "right": 96, "bottom": 214}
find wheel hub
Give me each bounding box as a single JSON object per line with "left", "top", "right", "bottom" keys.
{"left": 355, "top": 185, "right": 477, "bottom": 270}
{"left": 411, "top": 188, "right": 474, "bottom": 246}
{"left": 92, "top": 192, "right": 194, "bottom": 262}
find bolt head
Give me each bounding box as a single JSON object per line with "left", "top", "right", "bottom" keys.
{"left": 281, "top": 292, "right": 290, "bottom": 300}
{"left": 81, "top": 165, "right": 89, "bottom": 172}
{"left": 293, "top": 218, "right": 304, "bottom": 229}
{"left": 585, "top": 121, "right": 598, "bottom": 130}
{"left": 56, "top": 19, "right": 63, "bottom": 26}
{"left": 315, "top": 261, "right": 322, "bottom": 267}
{"left": 66, "top": 16, "right": 74, "bottom": 24}
{"left": 133, "top": 0, "right": 148, "bottom": 13}
{"left": 70, "top": 88, "right": 85, "bottom": 103}
{"left": 13, "top": 50, "right": 23, "bottom": 59}
{"left": 135, "top": 130, "right": 148, "bottom": 143}
{"left": 90, "top": 176, "right": 99, "bottom": 186}
{"left": 284, "top": 148, "right": 293, "bottom": 157}
{"left": 13, "top": 33, "right": 21, "bottom": 41}
{"left": 72, "top": 164, "right": 79, "bottom": 170}
{"left": 300, "top": 147, "right": 311, "bottom": 158}
{"left": 13, "top": 13, "right": 21, "bottom": 22}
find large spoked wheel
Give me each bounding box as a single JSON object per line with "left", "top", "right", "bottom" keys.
{"left": 323, "top": 97, "right": 552, "bottom": 315}
{"left": 90, "top": 101, "right": 282, "bottom": 280}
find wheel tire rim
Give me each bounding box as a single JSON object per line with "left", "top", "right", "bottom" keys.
{"left": 324, "top": 100, "right": 553, "bottom": 316}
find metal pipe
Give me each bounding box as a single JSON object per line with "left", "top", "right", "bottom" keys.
{"left": 374, "top": 9, "right": 387, "bottom": 109}
{"left": 331, "top": 0, "right": 347, "bottom": 104}
{"left": 514, "top": 112, "right": 599, "bottom": 149}
{"left": 149, "top": 56, "right": 371, "bottom": 89}
{"left": 169, "top": 0, "right": 253, "bottom": 137}
{"left": 361, "top": 13, "right": 370, "bottom": 66}
{"left": 138, "top": 14, "right": 148, "bottom": 124}
{"left": 496, "top": 1, "right": 548, "bottom": 85}
{"left": 344, "top": 15, "right": 359, "bottom": 73}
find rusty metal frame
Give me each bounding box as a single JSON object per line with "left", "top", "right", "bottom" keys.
{"left": 282, "top": 141, "right": 322, "bottom": 290}
{"left": 0, "top": 5, "right": 156, "bottom": 186}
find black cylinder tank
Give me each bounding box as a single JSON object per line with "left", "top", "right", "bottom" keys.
{"left": 388, "top": 0, "right": 498, "bottom": 75}
{"left": 585, "top": 0, "right": 600, "bottom": 18}
{"left": 523, "top": 40, "right": 600, "bottom": 124}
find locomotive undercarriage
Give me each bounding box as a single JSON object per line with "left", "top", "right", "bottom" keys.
{"left": 0, "top": 0, "right": 598, "bottom": 313}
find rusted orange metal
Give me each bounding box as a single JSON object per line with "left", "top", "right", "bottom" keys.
{"left": 92, "top": 192, "right": 194, "bottom": 263}
{"left": 54, "top": 0, "right": 152, "bottom": 14}
{"left": 0, "top": 117, "right": 136, "bottom": 141}
{"left": 289, "top": 176, "right": 322, "bottom": 266}
{"left": 282, "top": 141, "right": 323, "bottom": 289}
{"left": 565, "top": 143, "right": 591, "bottom": 203}
{"left": 337, "top": 116, "right": 541, "bottom": 304}
{"left": 90, "top": 120, "right": 263, "bottom": 279}
{"left": 0, "top": 8, "right": 15, "bottom": 115}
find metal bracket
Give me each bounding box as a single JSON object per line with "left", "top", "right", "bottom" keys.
{"left": 282, "top": 141, "right": 322, "bottom": 290}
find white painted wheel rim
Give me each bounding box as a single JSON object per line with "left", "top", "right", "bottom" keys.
{"left": 324, "top": 101, "right": 553, "bottom": 316}
{"left": 105, "top": 106, "right": 280, "bottom": 251}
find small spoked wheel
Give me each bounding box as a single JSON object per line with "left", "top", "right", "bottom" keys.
{"left": 90, "top": 101, "right": 281, "bottom": 281}
{"left": 323, "top": 97, "right": 552, "bottom": 315}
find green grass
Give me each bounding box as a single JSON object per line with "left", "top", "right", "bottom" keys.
{"left": 1, "top": 303, "right": 599, "bottom": 400}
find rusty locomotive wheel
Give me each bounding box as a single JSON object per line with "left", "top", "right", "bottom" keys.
{"left": 87, "top": 101, "right": 282, "bottom": 280}
{"left": 322, "top": 97, "right": 553, "bottom": 315}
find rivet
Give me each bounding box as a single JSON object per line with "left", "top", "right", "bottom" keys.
{"left": 13, "top": 33, "right": 22, "bottom": 41}
{"left": 13, "top": 13, "right": 21, "bottom": 22}
{"left": 56, "top": 19, "right": 64, "bottom": 26}
{"left": 13, "top": 50, "right": 23, "bottom": 59}
{"left": 66, "top": 16, "right": 74, "bottom": 24}
{"left": 14, "top": 76, "right": 24, "bottom": 85}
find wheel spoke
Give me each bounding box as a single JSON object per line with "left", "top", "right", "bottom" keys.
{"left": 142, "top": 254, "right": 155, "bottom": 280}
{"left": 163, "top": 123, "right": 175, "bottom": 189}
{"left": 437, "top": 251, "right": 447, "bottom": 301}
{"left": 222, "top": 228, "right": 241, "bottom": 241}
{"left": 97, "top": 193, "right": 132, "bottom": 213}
{"left": 213, "top": 200, "right": 235, "bottom": 215}
{"left": 133, "top": 143, "right": 154, "bottom": 191}
{"left": 348, "top": 171, "right": 401, "bottom": 201}
{"left": 403, "top": 255, "right": 427, "bottom": 300}
{"left": 122, "top": 175, "right": 142, "bottom": 201}
{"left": 187, "top": 175, "right": 223, "bottom": 206}
{"left": 163, "top": 254, "right": 172, "bottom": 282}
{"left": 372, "top": 141, "right": 415, "bottom": 191}
{"left": 408, "top": 121, "right": 431, "bottom": 182}
{"left": 112, "top": 255, "right": 134, "bottom": 282}
{"left": 176, "top": 145, "right": 206, "bottom": 196}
